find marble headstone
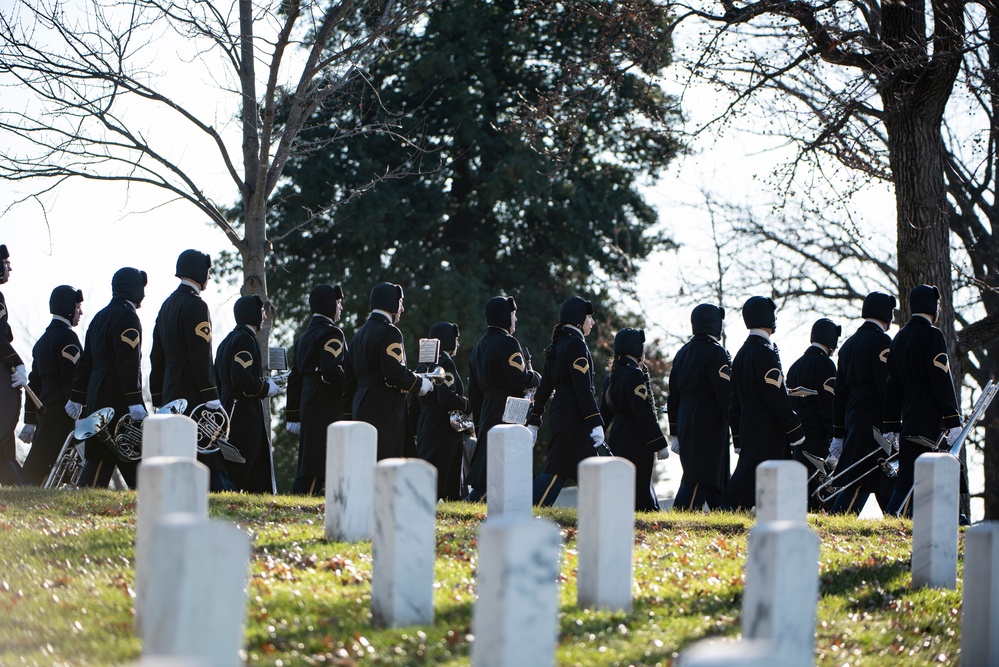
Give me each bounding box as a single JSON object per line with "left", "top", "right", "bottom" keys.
{"left": 755, "top": 460, "right": 807, "bottom": 523}
{"left": 486, "top": 424, "right": 532, "bottom": 519}
{"left": 325, "top": 421, "right": 377, "bottom": 542}
{"left": 911, "top": 453, "right": 959, "bottom": 589}
{"left": 960, "top": 522, "right": 999, "bottom": 665}
{"left": 577, "top": 457, "right": 635, "bottom": 612}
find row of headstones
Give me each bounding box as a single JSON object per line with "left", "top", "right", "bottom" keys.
{"left": 130, "top": 415, "right": 999, "bottom": 666}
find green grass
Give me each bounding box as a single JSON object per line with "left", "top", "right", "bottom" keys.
{"left": 0, "top": 489, "right": 968, "bottom": 666}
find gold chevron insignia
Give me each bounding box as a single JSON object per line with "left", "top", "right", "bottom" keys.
{"left": 933, "top": 353, "right": 949, "bottom": 372}
{"left": 324, "top": 339, "right": 344, "bottom": 358}
{"left": 386, "top": 342, "right": 404, "bottom": 363}
{"left": 120, "top": 328, "right": 140, "bottom": 349}
{"left": 634, "top": 384, "right": 648, "bottom": 399}
{"left": 718, "top": 364, "right": 731, "bottom": 381}
{"left": 823, "top": 377, "right": 835, "bottom": 394}
{"left": 879, "top": 349, "right": 889, "bottom": 363}
{"left": 444, "top": 372, "right": 455, "bottom": 387}
{"left": 572, "top": 357, "right": 590, "bottom": 374}
{"left": 508, "top": 353, "right": 525, "bottom": 371}
{"left": 764, "top": 368, "right": 783, "bottom": 387}
{"left": 195, "top": 321, "right": 212, "bottom": 342}
{"left": 234, "top": 351, "right": 254, "bottom": 369}
{"left": 61, "top": 345, "right": 81, "bottom": 364}
{"left": 0, "top": 304, "right": 6, "bottom": 320}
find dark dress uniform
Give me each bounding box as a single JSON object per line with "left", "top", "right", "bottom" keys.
{"left": 668, "top": 331, "right": 732, "bottom": 511}
{"left": 465, "top": 298, "right": 540, "bottom": 501}
{"left": 829, "top": 311, "right": 894, "bottom": 514}
{"left": 22, "top": 314, "right": 82, "bottom": 483}
{"left": 287, "top": 312, "right": 348, "bottom": 495}
{"left": 215, "top": 320, "right": 274, "bottom": 494}
{"left": 70, "top": 271, "right": 146, "bottom": 489}
{"left": 0, "top": 267, "right": 26, "bottom": 485}
{"left": 884, "top": 286, "right": 960, "bottom": 517}
{"left": 600, "top": 342, "right": 667, "bottom": 511}
{"left": 150, "top": 281, "right": 228, "bottom": 490}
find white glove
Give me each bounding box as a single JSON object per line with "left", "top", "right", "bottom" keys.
{"left": 885, "top": 432, "right": 899, "bottom": 452}
{"left": 18, "top": 424, "right": 35, "bottom": 444}
{"left": 287, "top": 421, "right": 301, "bottom": 435}
{"left": 590, "top": 425, "right": 605, "bottom": 448}
{"left": 829, "top": 437, "right": 844, "bottom": 460}
{"left": 128, "top": 404, "right": 148, "bottom": 421}
{"left": 265, "top": 377, "right": 282, "bottom": 398}
{"left": 205, "top": 399, "right": 223, "bottom": 411}
{"left": 657, "top": 446, "right": 670, "bottom": 460}
{"left": 790, "top": 434, "right": 806, "bottom": 448}
{"left": 418, "top": 377, "right": 433, "bottom": 396}
{"left": 734, "top": 447, "right": 741, "bottom": 455}
{"left": 670, "top": 435, "right": 680, "bottom": 454}
{"left": 825, "top": 454, "right": 839, "bottom": 470}
{"left": 946, "top": 426, "right": 962, "bottom": 448}
{"left": 10, "top": 365, "right": 27, "bottom": 388}
{"left": 527, "top": 424, "right": 539, "bottom": 446}
{"left": 65, "top": 400, "right": 83, "bottom": 420}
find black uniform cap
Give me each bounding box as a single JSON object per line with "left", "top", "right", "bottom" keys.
{"left": 370, "top": 282, "right": 403, "bottom": 313}
{"left": 112, "top": 267, "right": 147, "bottom": 305}
{"left": 176, "top": 249, "right": 211, "bottom": 285}
{"left": 0, "top": 245, "right": 7, "bottom": 260}
{"left": 429, "top": 321, "right": 460, "bottom": 353}
{"left": 742, "top": 296, "right": 777, "bottom": 330}
{"left": 559, "top": 296, "right": 594, "bottom": 327}
{"left": 234, "top": 294, "right": 265, "bottom": 327}
{"left": 909, "top": 284, "right": 940, "bottom": 316}
{"left": 50, "top": 285, "right": 84, "bottom": 320}
{"left": 691, "top": 304, "right": 725, "bottom": 337}
{"left": 861, "top": 291, "right": 896, "bottom": 324}
{"left": 485, "top": 296, "right": 517, "bottom": 329}
{"left": 613, "top": 328, "right": 645, "bottom": 358}
{"left": 810, "top": 318, "right": 842, "bottom": 350}
{"left": 310, "top": 284, "right": 344, "bottom": 319}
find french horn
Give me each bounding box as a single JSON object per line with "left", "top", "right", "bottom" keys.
{"left": 190, "top": 402, "right": 245, "bottom": 463}
{"left": 112, "top": 399, "right": 188, "bottom": 462}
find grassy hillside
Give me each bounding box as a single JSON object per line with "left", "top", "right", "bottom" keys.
{"left": 0, "top": 489, "right": 966, "bottom": 666}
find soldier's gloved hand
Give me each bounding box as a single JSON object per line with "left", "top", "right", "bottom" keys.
{"left": 790, "top": 434, "right": 806, "bottom": 448}
{"left": 418, "top": 377, "right": 433, "bottom": 396}
{"left": 65, "top": 400, "right": 83, "bottom": 420}
{"left": 825, "top": 454, "right": 839, "bottom": 470}
{"left": 265, "top": 377, "right": 282, "bottom": 398}
{"left": 18, "top": 424, "right": 35, "bottom": 444}
{"left": 205, "top": 399, "right": 223, "bottom": 411}
{"left": 128, "top": 404, "right": 148, "bottom": 421}
{"left": 287, "top": 421, "right": 301, "bottom": 435}
{"left": 885, "top": 432, "right": 899, "bottom": 453}
{"left": 670, "top": 435, "right": 680, "bottom": 454}
{"left": 590, "top": 425, "right": 606, "bottom": 449}
{"left": 11, "top": 365, "right": 27, "bottom": 388}
{"left": 946, "top": 426, "right": 963, "bottom": 448}
{"left": 656, "top": 446, "right": 670, "bottom": 460}
{"left": 527, "top": 424, "right": 539, "bottom": 446}
{"left": 829, "top": 437, "right": 844, "bottom": 461}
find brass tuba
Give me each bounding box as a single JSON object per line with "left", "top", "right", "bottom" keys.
{"left": 45, "top": 407, "right": 115, "bottom": 489}
{"left": 112, "top": 399, "right": 188, "bottom": 462}
{"left": 190, "top": 403, "right": 245, "bottom": 463}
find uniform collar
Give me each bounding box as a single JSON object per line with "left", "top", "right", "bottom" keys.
{"left": 486, "top": 325, "right": 511, "bottom": 335}
{"left": 809, "top": 342, "right": 830, "bottom": 355}
{"left": 178, "top": 279, "right": 201, "bottom": 295}
{"left": 51, "top": 315, "right": 73, "bottom": 327}
{"left": 914, "top": 313, "right": 934, "bottom": 324}
{"left": 369, "top": 310, "right": 392, "bottom": 324}
{"left": 749, "top": 328, "right": 772, "bottom": 344}
{"left": 862, "top": 318, "right": 888, "bottom": 332}
{"left": 311, "top": 313, "right": 334, "bottom": 324}
{"left": 564, "top": 324, "right": 584, "bottom": 338}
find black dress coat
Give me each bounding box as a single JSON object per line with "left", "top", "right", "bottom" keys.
{"left": 465, "top": 326, "right": 540, "bottom": 488}
{"left": 599, "top": 357, "right": 668, "bottom": 511}
{"left": 215, "top": 324, "right": 274, "bottom": 493}
{"left": 412, "top": 351, "right": 470, "bottom": 500}
{"left": 666, "top": 334, "right": 732, "bottom": 490}
{"left": 787, "top": 345, "right": 836, "bottom": 459}
{"left": 0, "top": 290, "right": 24, "bottom": 458}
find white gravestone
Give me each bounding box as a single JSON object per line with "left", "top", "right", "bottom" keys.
{"left": 142, "top": 414, "right": 198, "bottom": 460}
{"left": 371, "top": 458, "right": 437, "bottom": 627}
{"left": 577, "top": 457, "right": 635, "bottom": 612}
{"left": 676, "top": 639, "right": 793, "bottom": 667}
{"left": 134, "top": 456, "right": 209, "bottom": 636}
{"left": 325, "top": 421, "right": 377, "bottom": 542}
{"left": 960, "top": 522, "right": 999, "bottom": 666}
{"left": 472, "top": 517, "right": 562, "bottom": 667}
{"left": 487, "top": 424, "right": 533, "bottom": 519}
{"left": 143, "top": 514, "right": 250, "bottom": 667}
{"left": 911, "top": 453, "right": 959, "bottom": 589}
{"left": 755, "top": 460, "right": 807, "bottom": 523}
{"left": 742, "top": 521, "right": 819, "bottom": 666}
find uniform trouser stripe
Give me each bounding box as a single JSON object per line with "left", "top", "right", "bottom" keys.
{"left": 308, "top": 477, "right": 318, "bottom": 496}
{"left": 900, "top": 493, "right": 912, "bottom": 517}
{"left": 686, "top": 483, "right": 700, "bottom": 510}
{"left": 88, "top": 461, "right": 104, "bottom": 488}
{"left": 844, "top": 487, "right": 861, "bottom": 513}
{"left": 538, "top": 475, "right": 560, "bottom": 506}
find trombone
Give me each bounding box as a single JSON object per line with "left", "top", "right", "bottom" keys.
{"left": 811, "top": 428, "right": 897, "bottom": 505}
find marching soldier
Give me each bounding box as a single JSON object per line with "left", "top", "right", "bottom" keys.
{"left": 285, "top": 284, "right": 349, "bottom": 495}
{"left": 529, "top": 296, "right": 606, "bottom": 506}
{"left": 465, "top": 296, "right": 540, "bottom": 502}
{"left": 828, "top": 292, "right": 896, "bottom": 514}
{"left": 884, "top": 285, "right": 961, "bottom": 517}
{"left": 721, "top": 296, "right": 804, "bottom": 510}
{"left": 150, "top": 249, "right": 232, "bottom": 491}
{"left": 20, "top": 286, "right": 85, "bottom": 485}
{"left": 0, "top": 244, "right": 28, "bottom": 485}
{"left": 215, "top": 295, "right": 282, "bottom": 494}
{"left": 599, "top": 328, "right": 668, "bottom": 511}
{"left": 667, "top": 304, "right": 731, "bottom": 511}
{"left": 786, "top": 318, "right": 840, "bottom": 511}
{"left": 67, "top": 267, "right": 147, "bottom": 488}
{"left": 412, "top": 321, "right": 470, "bottom": 501}
{"left": 344, "top": 282, "right": 431, "bottom": 460}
